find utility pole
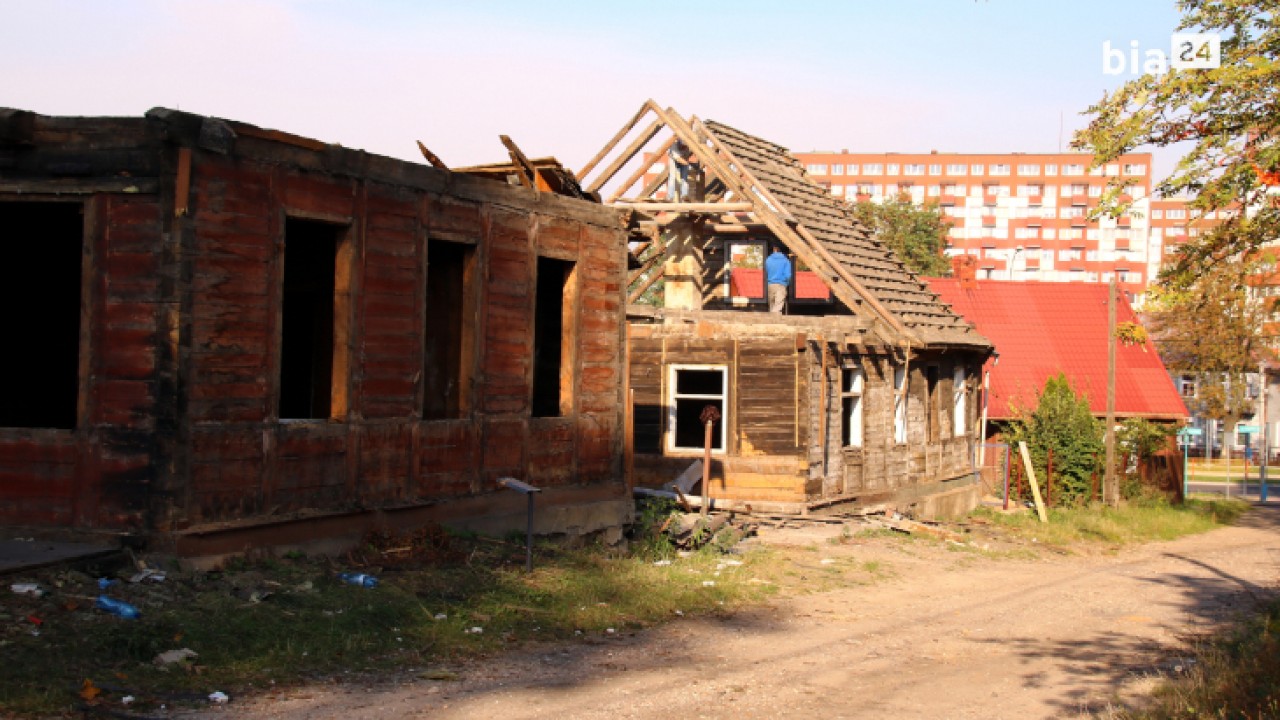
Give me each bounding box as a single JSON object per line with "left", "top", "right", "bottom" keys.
{"left": 1105, "top": 278, "right": 1118, "bottom": 506}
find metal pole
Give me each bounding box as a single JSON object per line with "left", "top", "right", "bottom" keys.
{"left": 525, "top": 492, "right": 535, "bottom": 573}
{"left": 1105, "top": 278, "right": 1118, "bottom": 506}
{"left": 1261, "top": 362, "right": 1270, "bottom": 502}
{"left": 1002, "top": 444, "right": 1010, "bottom": 511}
{"left": 699, "top": 405, "right": 721, "bottom": 518}
{"left": 1182, "top": 434, "right": 1189, "bottom": 502}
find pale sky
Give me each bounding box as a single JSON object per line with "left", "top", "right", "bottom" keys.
{"left": 3, "top": 1, "right": 1187, "bottom": 178}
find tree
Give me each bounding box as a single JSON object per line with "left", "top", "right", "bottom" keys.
{"left": 849, "top": 193, "right": 953, "bottom": 276}
{"left": 1074, "top": 0, "right": 1280, "bottom": 275}
{"left": 1142, "top": 255, "right": 1274, "bottom": 458}
{"left": 1007, "top": 373, "right": 1105, "bottom": 506}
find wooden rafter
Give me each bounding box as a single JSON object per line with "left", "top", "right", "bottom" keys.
{"left": 607, "top": 132, "right": 676, "bottom": 203}
{"left": 416, "top": 141, "right": 449, "bottom": 170}
{"left": 685, "top": 114, "right": 912, "bottom": 343}
{"left": 577, "top": 100, "right": 660, "bottom": 181}
{"left": 500, "top": 135, "right": 538, "bottom": 189}
{"left": 585, "top": 117, "right": 664, "bottom": 194}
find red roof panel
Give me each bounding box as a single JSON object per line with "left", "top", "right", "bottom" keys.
{"left": 927, "top": 279, "right": 1188, "bottom": 421}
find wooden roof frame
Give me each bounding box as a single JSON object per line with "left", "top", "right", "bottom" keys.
{"left": 578, "top": 100, "right": 915, "bottom": 346}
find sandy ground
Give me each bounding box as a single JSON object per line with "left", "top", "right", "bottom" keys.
{"left": 181, "top": 505, "right": 1280, "bottom": 719}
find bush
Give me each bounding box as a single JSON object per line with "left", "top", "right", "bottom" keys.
{"left": 1007, "top": 373, "right": 1104, "bottom": 506}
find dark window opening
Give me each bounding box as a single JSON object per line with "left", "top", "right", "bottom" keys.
{"left": 671, "top": 367, "right": 725, "bottom": 450}
{"left": 279, "top": 218, "right": 342, "bottom": 420}
{"left": 0, "top": 202, "right": 83, "bottom": 429}
{"left": 532, "top": 256, "right": 576, "bottom": 418}
{"left": 424, "top": 239, "right": 475, "bottom": 420}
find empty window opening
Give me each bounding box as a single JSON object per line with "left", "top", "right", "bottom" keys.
{"left": 0, "top": 202, "right": 83, "bottom": 429}
{"left": 279, "top": 218, "right": 346, "bottom": 420}
{"left": 893, "top": 366, "right": 907, "bottom": 444}
{"left": 841, "top": 366, "right": 864, "bottom": 448}
{"left": 531, "top": 256, "right": 577, "bottom": 418}
{"left": 953, "top": 367, "right": 968, "bottom": 437}
{"left": 423, "top": 239, "right": 475, "bottom": 420}
{"left": 669, "top": 366, "right": 727, "bottom": 451}
{"left": 926, "top": 366, "right": 941, "bottom": 441}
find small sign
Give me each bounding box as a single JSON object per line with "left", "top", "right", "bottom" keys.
{"left": 1178, "top": 428, "right": 1203, "bottom": 437}
{"left": 1238, "top": 425, "right": 1260, "bottom": 434}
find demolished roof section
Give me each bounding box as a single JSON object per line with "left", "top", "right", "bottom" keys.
{"left": 577, "top": 100, "right": 990, "bottom": 351}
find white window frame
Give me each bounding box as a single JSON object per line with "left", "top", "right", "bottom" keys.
{"left": 893, "top": 366, "right": 907, "bottom": 445}
{"left": 952, "top": 367, "right": 967, "bottom": 437}
{"left": 666, "top": 364, "right": 728, "bottom": 454}
{"left": 842, "top": 366, "right": 864, "bottom": 448}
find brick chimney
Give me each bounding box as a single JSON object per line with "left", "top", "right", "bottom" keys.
{"left": 951, "top": 254, "right": 978, "bottom": 289}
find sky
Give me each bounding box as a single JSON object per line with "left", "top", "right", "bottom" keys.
{"left": 2, "top": 1, "right": 1189, "bottom": 179}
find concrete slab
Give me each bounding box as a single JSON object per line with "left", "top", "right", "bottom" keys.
{"left": 0, "top": 538, "right": 118, "bottom": 575}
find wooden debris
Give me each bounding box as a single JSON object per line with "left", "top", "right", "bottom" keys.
{"left": 416, "top": 140, "right": 449, "bottom": 170}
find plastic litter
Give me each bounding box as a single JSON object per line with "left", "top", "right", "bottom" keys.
{"left": 10, "top": 583, "right": 43, "bottom": 597}
{"left": 129, "top": 569, "right": 166, "bottom": 584}
{"left": 337, "top": 572, "right": 379, "bottom": 588}
{"left": 154, "top": 648, "right": 198, "bottom": 666}
{"left": 95, "top": 595, "right": 141, "bottom": 619}
{"left": 208, "top": 691, "right": 230, "bottom": 704}
{"left": 97, "top": 578, "right": 119, "bottom": 590}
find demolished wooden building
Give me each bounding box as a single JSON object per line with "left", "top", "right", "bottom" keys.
{"left": 581, "top": 101, "right": 994, "bottom": 517}
{"left": 0, "top": 107, "right": 630, "bottom": 555}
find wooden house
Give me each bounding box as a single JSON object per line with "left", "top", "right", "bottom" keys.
{"left": 0, "top": 107, "right": 630, "bottom": 556}
{"left": 579, "top": 102, "right": 994, "bottom": 518}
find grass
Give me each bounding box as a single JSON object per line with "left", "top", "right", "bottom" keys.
{"left": 0, "top": 518, "right": 891, "bottom": 718}
{"left": 1119, "top": 596, "right": 1280, "bottom": 719}
{"left": 970, "top": 497, "right": 1249, "bottom": 550}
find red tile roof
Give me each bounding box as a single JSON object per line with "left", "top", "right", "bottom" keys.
{"left": 927, "top": 279, "right": 1188, "bottom": 421}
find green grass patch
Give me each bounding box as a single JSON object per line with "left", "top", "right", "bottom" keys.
{"left": 0, "top": 535, "right": 791, "bottom": 717}
{"left": 970, "top": 497, "right": 1249, "bottom": 549}
{"left": 1122, "top": 596, "right": 1280, "bottom": 719}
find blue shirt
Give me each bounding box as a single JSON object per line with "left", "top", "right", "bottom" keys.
{"left": 765, "top": 250, "right": 792, "bottom": 286}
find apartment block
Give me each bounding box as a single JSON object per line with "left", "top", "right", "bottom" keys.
{"left": 793, "top": 150, "right": 1160, "bottom": 301}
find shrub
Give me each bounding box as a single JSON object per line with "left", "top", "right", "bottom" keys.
{"left": 1007, "top": 373, "right": 1104, "bottom": 506}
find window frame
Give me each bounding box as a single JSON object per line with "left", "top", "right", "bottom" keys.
{"left": 666, "top": 364, "right": 729, "bottom": 454}
{"left": 841, "top": 365, "right": 865, "bottom": 448}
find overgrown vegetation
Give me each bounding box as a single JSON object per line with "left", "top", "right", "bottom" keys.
{"left": 1006, "top": 373, "right": 1105, "bottom": 506}
{"left": 849, "top": 192, "right": 953, "bottom": 277}
{"left": 1123, "top": 595, "right": 1280, "bottom": 719}
{"left": 971, "top": 497, "right": 1248, "bottom": 549}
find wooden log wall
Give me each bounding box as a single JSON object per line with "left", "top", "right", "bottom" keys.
{"left": 178, "top": 151, "right": 627, "bottom": 525}
{"left": 626, "top": 318, "right": 984, "bottom": 506}
{"left": 0, "top": 109, "right": 629, "bottom": 534}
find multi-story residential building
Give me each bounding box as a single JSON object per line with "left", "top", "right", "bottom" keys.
{"left": 793, "top": 150, "right": 1158, "bottom": 301}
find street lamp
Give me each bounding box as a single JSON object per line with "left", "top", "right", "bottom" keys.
{"left": 1009, "top": 245, "right": 1024, "bottom": 280}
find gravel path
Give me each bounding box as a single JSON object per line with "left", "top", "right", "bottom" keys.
{"left": 183, "top": 505, "right": 1280, "bottom": 719}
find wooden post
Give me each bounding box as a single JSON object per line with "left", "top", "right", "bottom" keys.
{"left": 1104, "top": 278, "right": 1118, "bottom": 506}
{"left": 1018, "top": 442, "right": 1049, "bottom": 523}
{"left": 700, "top": 405, "right": 721, "bottom": 517}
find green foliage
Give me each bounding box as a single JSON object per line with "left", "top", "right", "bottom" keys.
{"left": 849, "top": 193, "right": 953, "bottom": 277}
{"left": 1074, "top": 0, "right": 1280, "bottom": 272}
{"left": 629, "top": 497, "right": 680, "bottom": 559}
{"left": 1119, "top": 417, "right": 1177, "bottom": 463}
{"left": 1007, "top": 373, "right": 1104, "bottom": 506}
{"left": 1143, "top": 258, "right": 1270, "bottom": 453}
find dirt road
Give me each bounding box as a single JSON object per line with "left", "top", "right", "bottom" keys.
{"left": 187, "top": 506, "right": 1280, "bottom": 719}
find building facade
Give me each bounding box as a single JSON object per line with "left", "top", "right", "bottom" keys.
{"left": 792, "top": 150, "right": 1192, "bottom": 303}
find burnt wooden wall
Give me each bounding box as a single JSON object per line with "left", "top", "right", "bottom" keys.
{"left": 0, "top": 109, "right": 628, "bottom": 535}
